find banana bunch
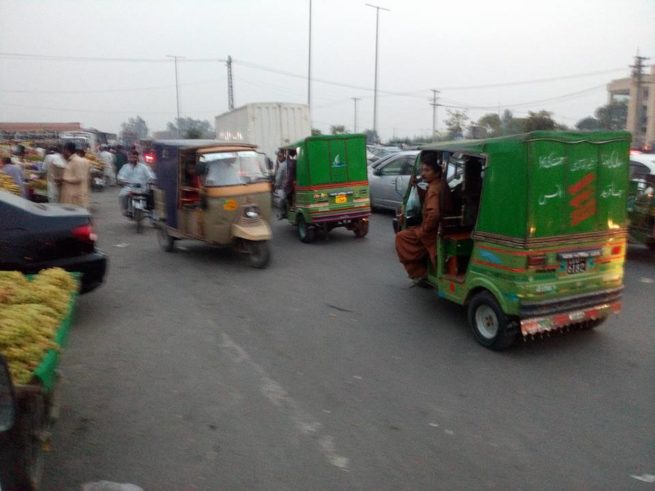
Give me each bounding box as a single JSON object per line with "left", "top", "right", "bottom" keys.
{"left": 28, "top": 179, "right": 48, "bottom": 190}
{"left": 0, "top": 173, "right": 21, "bottom": 196}
{"left": 0, "top": 268, "right": 77, "bottom": 384}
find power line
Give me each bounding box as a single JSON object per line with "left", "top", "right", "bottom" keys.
{"left": 0, "top": 52, "right": 225, "bottom": 63}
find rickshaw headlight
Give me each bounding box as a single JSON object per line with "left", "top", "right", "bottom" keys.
{"left": 245, "top": 207, "right": 260, "bottom": 219}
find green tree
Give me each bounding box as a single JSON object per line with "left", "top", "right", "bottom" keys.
{"left": 477, "top": 113, "right": 502, "bottom": 137}
{"left": 594, "top": 100, "right": 628, "bottom": 130}
{"left": 575, "top": 117, "right": 601, "bottom": 130}
{"left": 311, "top": 128, "right": 323, "bottom": 136}
{"left": 524, "top": 110, "right": 557, "bottom": 132}
{"left": 120, "top": 115, "right": 149, "bottom": 145}
{"left": 167, "top": 118, "right": 213, "bottom": 139}
{"left": 364, "top": 129, "right": 379, "bottom": 144}
{"left": 445, "top": 110, "right": 469, "bottom": 139}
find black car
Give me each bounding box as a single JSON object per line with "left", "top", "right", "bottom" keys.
{"left": 0, "top": 192, "right": 107, "bottom": 293}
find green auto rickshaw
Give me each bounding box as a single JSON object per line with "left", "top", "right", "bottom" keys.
{"left": 284, "top": 134, "right": 371, "bottom": 243}
{"left": 397, "top": 131, "right": 630, "bottom": 350}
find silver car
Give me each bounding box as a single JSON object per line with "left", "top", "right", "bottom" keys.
{"left": 368, "top": 150, "right": 419, "bottom": 211}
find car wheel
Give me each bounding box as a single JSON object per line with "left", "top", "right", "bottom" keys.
{"left": 297, "top": 215, "right": 316, "bottom": 243}
{"left": 467, "top": 291, "right": 518, "bottom": 350}
{"left": 157, "top": 223, "right": 175, "bottom": 252}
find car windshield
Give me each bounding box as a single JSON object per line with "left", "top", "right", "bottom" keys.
{"left": 200, "top": 151, "right": 269, "bottom": 186}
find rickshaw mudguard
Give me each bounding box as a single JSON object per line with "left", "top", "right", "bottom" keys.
{"left": 231, "top": 221, "right": 272, "bottom": 241}
{"left": 460, "top": 275, "right": 517, "bottom": 316}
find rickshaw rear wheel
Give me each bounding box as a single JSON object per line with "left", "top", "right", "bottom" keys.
{"left": 467, "top": 291, "right": 517, "bottom": 350}
{"left": 248, "top": 241, "right": 271, "bottom": 269}
{"left": 353, "top": 219, "right": 369, "bottom": 238}
{"left": 297, "top": 215, "right": 316, "bottom": 243}
{"left": 158, "top": 223, "right": 176, "bottom": 252}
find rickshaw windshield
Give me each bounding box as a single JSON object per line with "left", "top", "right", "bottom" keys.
{"left": 200, "top": 151, "right": 269, "bottom": 186}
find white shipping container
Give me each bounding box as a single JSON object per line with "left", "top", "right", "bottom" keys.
{"left": 215, "top": 103, "right": 311, "bottom": 159}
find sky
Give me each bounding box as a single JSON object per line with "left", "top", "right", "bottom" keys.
{"left": 0, "top": 0, "right": 654, "bottom": 141}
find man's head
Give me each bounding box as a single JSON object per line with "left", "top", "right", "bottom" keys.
{"left": 63, "top": 142, "right": 77, "bottom": 159}
{"left": 99, "top": 144, "right": 107, "bottom": 151}
{"left": 277, "top": 149, "right": 285, "bottom": 161}
{"left": 420, "top": 152, "right": 443, "bottom": 183}
{"left": 1, "top": 157, "right": 10, "bottom": 168}
{"left": 76, "top": 148, "right": 85, "bottom": 157}
{"left": 129, "top": 150, "right": 139, "bottom": 165}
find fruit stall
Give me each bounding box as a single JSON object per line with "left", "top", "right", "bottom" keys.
{"left": 0, "top": 268, "right": 78, "bottom": 490}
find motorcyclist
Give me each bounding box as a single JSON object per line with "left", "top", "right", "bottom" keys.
{"left": 117, "top": 150, "right": 155, "bottom": 215}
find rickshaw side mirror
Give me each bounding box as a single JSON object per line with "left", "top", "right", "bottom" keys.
{"left": 0, "top": 355, "right": 16, "bottom": 432}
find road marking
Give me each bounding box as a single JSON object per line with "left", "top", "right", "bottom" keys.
{"left": 639, "top": 277, "right": 654, "bottom": 284}
{"left": 219, "top": 332, "right": 350, "bottom": 471}
{"left": 353, "top": 375, "right": 363, "bottom": 380}
{"left": 631, "top": 474, "right": 655, "bottom": 483}
{"left": 445, "top": 429, "right": 455, "bottom": 436}
{"left": 429, "top": 423, "right": 439, "bottom": 428}
{"left": 114, "top": 242, "right": 129, "bottom": 248}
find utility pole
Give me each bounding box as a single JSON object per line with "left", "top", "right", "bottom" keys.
{"left": 352, "top": 97, "right": 361, "bottom": 132}
{"left": 227, "top": 55, "right": 235, "bottom": 111}
{"left": 308, "top": 0, "right": 312, "bottom": 118}
{"left": 167, "top": 55, "right": 183, "bottom": 137}
{"left": 365, "top": 3, "right": 390, "bottom": 144}
{"left": 630, "top": 52, "right": 649, "bottom": 147}
{"left": 429, "top": 89, "right": 440, "bottom": 140}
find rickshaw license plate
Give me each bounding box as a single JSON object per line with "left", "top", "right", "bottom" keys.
{"left": 566, "top": 257, "right": 587, "bottom": 274}
{"left": 335, "top": 194, "right": 347, "bottom": 204}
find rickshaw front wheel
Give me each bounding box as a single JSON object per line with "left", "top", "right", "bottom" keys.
{"left": 467, "top": 291, "right": 517, "bottom": 350}
{"left": 297, "top": 215, "right": 316, "bottom": 243}
{"left": 157, "top": 223, "right": 176, "bottom": 252}
{"left": 248, "top": 241, "right": 271, "bottom": 269}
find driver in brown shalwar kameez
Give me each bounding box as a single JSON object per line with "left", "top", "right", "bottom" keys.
{"left": 395, "top": 153, "right": 443, "bottom": 282}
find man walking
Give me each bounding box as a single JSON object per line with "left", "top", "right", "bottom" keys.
{"left": 59, "top": 142, "right": 90, "bottom": 208}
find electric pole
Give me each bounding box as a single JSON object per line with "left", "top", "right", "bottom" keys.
{"left": 365, "top": 3, "right": 390, "bottom": 144}
{"left": 227, "top": 55, "right": 235, "bottom": 111}
{"left": 429, "top": 89, "right": 440, "bottom": 140}
{"left": 352, "top": 97, "right": 361, "bottom": 132}
{"left": 630, "top": 52, "right": 649, "bottom": 147}
{"left": 166, "top": 55, "right": 183, "bottom": 137}
{"left": 308, "top": 0, "right": 313, "bottom": 118}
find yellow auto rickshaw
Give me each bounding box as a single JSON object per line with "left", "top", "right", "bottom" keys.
{"left": 153, "top": 140, "right": 272, "bottom": 268}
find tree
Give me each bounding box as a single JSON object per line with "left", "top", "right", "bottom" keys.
{"left": 167, "top": 117, "right": 213, "bottom": 139}
{"left": 523, "top": 110, "right": 557, "bottom": 132}
{"left": 120, "top": 115, "right": 149, "bottom": 145}
{"left": 575, "top": 117, "right": 601, "bottom": 130}
{"left": 311, "top": 128, "right": 323, "bottom": 136}
{"left": 444, "top": 110, "right": 469, "bottom": 139}
{"left": 594, "top": 100, "right": 628, "bottom": 130}
{"left": 330, "top": 125, "right": 347, "bottom": 135}
{"left": 477, "top": 113, "right": 502, "bottom": 137}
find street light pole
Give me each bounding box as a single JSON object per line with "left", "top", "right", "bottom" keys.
{"left": 167, "top": 55, "right": 183, "bottom": 137}
{"left": 352, "top": 97, "right": 360, "bottom": 132}
{"left": 365, "top": 3, "right": 389, "bottom": 144}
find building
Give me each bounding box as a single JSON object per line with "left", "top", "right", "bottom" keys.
{"left": 0, "top": 122, "right": 82, "bottom": 141}
{"left": 607, "top": 64, "right": 655, "bottom": 148}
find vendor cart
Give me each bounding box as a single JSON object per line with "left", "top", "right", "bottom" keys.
{"left": 0, "top": 287, "right": 77, "bottom": 491}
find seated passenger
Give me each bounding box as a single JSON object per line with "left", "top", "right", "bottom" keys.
{"left": 181, "top": 160, "right": 201, "bottom": 204}
{"left": 395, "top": 153, "right": 443, "bottom": 284}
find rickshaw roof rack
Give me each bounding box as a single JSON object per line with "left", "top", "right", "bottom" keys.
{"left": 421, "top": 130, "right": 632, "bottom": 154}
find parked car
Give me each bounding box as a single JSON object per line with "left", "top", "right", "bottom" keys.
{"left": 368, "top": 151, "right": 419, "bottom": 211}
{"left": 0, "top": 191, "right": 107, "bottom": 293}
{"left": 366, "top": 145, "right": 400, "bottom": 165}
{"left": 628, "top": 153, "right": 655, "bottom": 249}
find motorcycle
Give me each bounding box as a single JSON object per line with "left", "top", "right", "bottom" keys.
{"left": 126, "top": 183, "right": 152, "bottom": 233}
{"left": 90, "top": 168, "right": 106, "bottom": 191}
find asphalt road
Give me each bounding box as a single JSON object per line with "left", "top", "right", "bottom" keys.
{"left": 43, "top": 188, "right": 654, "bottom": 490}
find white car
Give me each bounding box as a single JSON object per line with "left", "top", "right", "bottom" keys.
{"left": 368, "top": 151, "right": 419, "bottom": 211}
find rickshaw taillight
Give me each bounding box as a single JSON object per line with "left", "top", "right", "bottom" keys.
{"left": 610, "top": 245, "right": 622, "bottom": 256}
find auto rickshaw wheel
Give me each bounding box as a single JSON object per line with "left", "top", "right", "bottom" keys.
{"left": 467, "top": 291, "right": 517, "bottom": 350}
{"left": 247, "top": 241, "right": 271, "bottom": 269}
{"left": 297, "top": 215, "right": 316, "bottom": 243}
{"left": 157, "top": 223, "right": 175, "bottom": 252}
{"left": 353, "top": 219, "right": 369, "bottom": 238}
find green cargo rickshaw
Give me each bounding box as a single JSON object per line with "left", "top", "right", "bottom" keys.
{"left": 285, "top": 134, "right": 371, "bottom": 242}
{"left": 398, "top": 131, "right": 630, "bottom": 350}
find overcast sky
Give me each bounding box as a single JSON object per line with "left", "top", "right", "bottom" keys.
{"left": 1, "top": 0, "right": 654, "bottom": 141}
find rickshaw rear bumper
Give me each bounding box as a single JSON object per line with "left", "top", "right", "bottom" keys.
{"left": 310, "top": 210, "right": 370, "bottom": 223}
{"left": 519, "top": 287, "right": 623, "bottom": 336}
